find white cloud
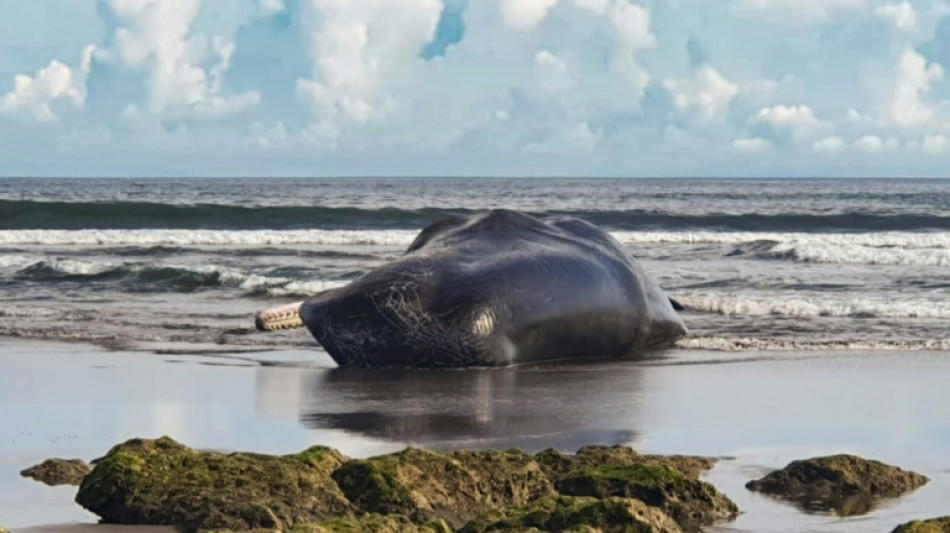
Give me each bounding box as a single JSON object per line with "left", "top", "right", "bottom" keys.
{"left": 813, "top": 136, "right": 847, "bottom": 153}
{"left": 875, "top": 2, "right": 916, "bottom": 31}
{"left": 890, "top": 48, "right": 943, "bottom": 127}
{"left": 533, "top": 49, "right": 573, "bottom": 92}
{"left": 663, "top": 65, "right": 739, "bottom": 121}
{"left": 753, "top": 104, "right": 825, "bottom": 142}
{"left": 0, "top": 60, "right": 84, "bottom": 122}
{"left": 922, "top": 134, "right": 948, "bottom": 154}
{"left": 571, "top": 0, "right": 608, "bottom": 15}
{"left": 259, "top": 0, "right": 286, "bottom": 16}
{"left": 737, "top": 0, "right": 866, "bottom": 22}
{"left": 732, "top": 137, "right": 772, "bottom": 152}
{"left": 296, "top": 0, "right": 442, "bottom": 143}
{"left": 98, "top": 0, "right": 260, "bottom": 120}
{"left": 854, "top": 134, "right": 884, "bottom": 153}
{"left": 500, "top": 0, "right": 560, "bottom": 29}
{"left": 608, "top": 0, "right": 655, "bottom": 94}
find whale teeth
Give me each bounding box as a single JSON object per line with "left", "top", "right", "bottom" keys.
{"left": 255, "top": 301, "right": 305, "bottom": 331}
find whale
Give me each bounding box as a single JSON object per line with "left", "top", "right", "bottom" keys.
{"left": 255, "top": 210, "right": 686, "bottom": 368}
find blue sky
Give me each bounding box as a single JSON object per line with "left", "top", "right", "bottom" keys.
{"left": 3, "top": 0, "right": 950, "bottom": 177}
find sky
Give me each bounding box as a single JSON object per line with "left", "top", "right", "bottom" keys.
{"left": 4, "top": 0, "right": 950, "bottom": 177}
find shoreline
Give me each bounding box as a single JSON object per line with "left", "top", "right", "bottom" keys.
{"left": 2, "top": 339, "right": 949, "bottom": 532}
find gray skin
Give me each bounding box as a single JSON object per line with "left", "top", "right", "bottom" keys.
{"left": 295, "top": 210, "right": 686, "bottom": 368}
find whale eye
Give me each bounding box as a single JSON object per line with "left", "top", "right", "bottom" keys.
{"left": 471, "top": 309, "right": 495, "bottom": 337}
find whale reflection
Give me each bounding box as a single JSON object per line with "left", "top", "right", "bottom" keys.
{"left": 291, "top": 362, "right": 649, "bottom": 451}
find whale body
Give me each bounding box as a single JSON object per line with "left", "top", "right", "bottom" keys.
{"left": 255, "top": 210, "right": 686, "bottom": 368}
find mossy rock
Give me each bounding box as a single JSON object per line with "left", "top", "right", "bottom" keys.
{"left": 534, "top": 447, "right": 715, "bottom": 483}
{"left": 554, "top": 464, "right": 736, "bottom": 531}
{"left": 891, "top": 517, "right": 950, "bottom": 533}
{"left": 332, "top": 448, "right": 554, "bottom": 528}
{"left": 76, "top": 437, "right": 354, "bottom": 532}
{"left": 289, "top": 514, "right": 453, "bottom": 533}
{"left": 458, "top": 495, "right": 682, "bottom": 533}
{"left": 21, "top": 458, "right": 91, "bottom": 486}
{"left": 745, "top": 454, "right": 929, "bottom": 516}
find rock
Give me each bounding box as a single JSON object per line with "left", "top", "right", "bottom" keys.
{"left": 21, "top": 458, "right": 91, "bottom": 486}
{"left": 746, "top": 454, "right": 929, "bottom": 516}
{"left": 458, "top": 495, "right": 683, "bottom": 533}
{"left": 554, "top": 464, "right": 737, "bottom": 531}
{"left": 891, "top": 517, "right": 950, "bottom": 533}
{"left": 332, "top": 448, "right": 554, "bottom": 528}
{"left": 292, "top": 514, "right": 453, "bottom": 533}
{"left": 75, "top": 437, "right": 354, "bottom": 532}
{"left": 534, "top": 447, "right": 716, "bottom": 483}
{"left": 0, "top": 525, "right": 9, "bottom": 533}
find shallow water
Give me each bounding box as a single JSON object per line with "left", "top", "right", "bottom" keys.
{"left": 1, "top": 341, "right": 948, "bottom": 532}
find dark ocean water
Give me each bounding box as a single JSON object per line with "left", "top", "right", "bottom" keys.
{"left": 0, "top": 178, "right": 947, "bottom": 354}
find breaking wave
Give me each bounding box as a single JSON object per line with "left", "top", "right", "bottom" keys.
{"left": 679, "top": 294, "right": 950, "bottom": 319}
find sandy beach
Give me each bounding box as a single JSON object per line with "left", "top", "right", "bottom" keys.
{"left": 1, "top": 340, "right": 947, "bottom": 532}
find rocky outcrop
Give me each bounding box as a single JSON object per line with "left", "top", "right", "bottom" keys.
{"left": 332, "top": 448, "right": 554, "bottom": 527}
{"left": 890, "top": 517, "right": 950, "bottom": 533}
{"left": 534, "top": 446, "right": 716, "bottom": 483}
{"left": 554, "top": 464, "right": 737, "bottom": 531}
{"left": 75, "top": 437, "right": 353, "bottom": 532}
{"left": 290, "top": 515, "right": 453, "bottom": 533}
{"left": 746, "top": 454, "right": 929, "bottom": 516}
{"left": 0, "top": 525, "right": 9, "bottom": 533}
{"left": 457, "top": 495, "right": 683, "bottom": 533}
{"left": 75, "top": 437, "right": 736, "bottom": 533}
{"left": 21, "top": 458, "right": 91, "bottom": 486}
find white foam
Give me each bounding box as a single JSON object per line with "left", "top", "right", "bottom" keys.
{"left": 612, "top": 231, "right": 950, "bottom": 248}
{"left": 774, "top": 242, "right": 950, "bottom": 266}
{"left": 1, "top": 229, "right": 947, "bottom": 249}
{"left": 679, "top": 294, "right": 950, "bottom": 319}
{"left": 0, "top": 229, "right": 419, "bottom": 247}
{"left": 677, "top": 337, "right": 950, "bottom": 352}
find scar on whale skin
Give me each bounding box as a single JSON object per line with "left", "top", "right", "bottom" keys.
{"left": 255, "top": 301, "right": 305, "bottom": 331}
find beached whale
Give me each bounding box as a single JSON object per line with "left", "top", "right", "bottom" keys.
{"left": 255, "top": 210, "right": 686, "bottom": 368}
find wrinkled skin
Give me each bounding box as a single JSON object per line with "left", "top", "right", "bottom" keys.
{"left": 284, "top": 210, "right": 686, "bottom": 368}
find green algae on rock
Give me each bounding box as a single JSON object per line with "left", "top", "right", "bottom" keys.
{"left": 457, "top": 495, "right": 683, "bottom": 533}
{"left": 76, "top": 437, "right": 354, "bottom": 532}
{"left": 891, "top": 517, "right": 950, "bottom": 533}
{"left": 21, "top": 458, "right": 91, "bottom": 486}
{"left": 291, "top": 514, "right": 453, "bottom": 533}
{"left": 554, "top": 464, "right": 737, "bottom": 531}
{"left": 332, "top": 448, "right": 554, "bottom": 528}
{"left": 534, "top": 447, "right": 716, "bottom": 484}
{"left": 746, "top": 454, "right": 929, "bottom": 516}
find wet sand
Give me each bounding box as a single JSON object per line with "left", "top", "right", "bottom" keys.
{"left": 1, "top": 340, "right": 948, "bottom": 532}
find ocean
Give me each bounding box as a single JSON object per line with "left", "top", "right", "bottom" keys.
{"left": 0, "top": 177, "right": 947, "bottom": 356}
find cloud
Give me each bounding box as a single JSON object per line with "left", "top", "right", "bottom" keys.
{"left": 533, "top": 49, "right": 573, "bottom": 92}
{"left": 663, "top": 65, "right": 738, "bottom": 121}
{"left": 875, "top": 2, "right": 916, "bottom": 31}
{"left": 296, "top": 0, "right": 442, "bottom": 144}
{"left": 922, "top": 134, "right": 948, "bottom": 154}
{"left": 890, "top": 47, "right": 943, "bottom": 127}
{"left": 94, "top": 0, "right": 260, "bottom": 121}
{"left": 853, "top": 134, "right": 885, "bottom": 153}
{"left": 500, "top": 0, "right": 559, "bottom": 29}
{"left": 7, "top": 0, "right": 950, "bottom": 177}
{"left": 259, "top": 0, "right": 286, "bottom": 16}
{"left": 732, "top": 137, "right": 772, "bottom": 152}
{"left": 752, "top": 104, "right": 825, "bottom": 142}
{"left": 737, "top": 0, "right": 866, "bottom": 23}
{"left": 0, "top": 59, "right": 87, "bottom": 122}
{"left": 813, "top": 136, "right": 847, "bottom": 153}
